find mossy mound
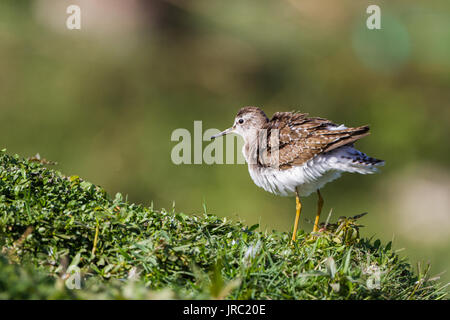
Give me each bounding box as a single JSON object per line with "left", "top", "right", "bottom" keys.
{"left": 0, "top": 151, "right": 446, "bottom": 299}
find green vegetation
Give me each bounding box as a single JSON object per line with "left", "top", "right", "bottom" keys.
{"left": 0, "top": 151, "right": 447, "bottom": 299}
{"left": 1, "top": 1, "right": 450, "bottom": 285}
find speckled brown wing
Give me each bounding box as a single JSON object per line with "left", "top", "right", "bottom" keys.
{"left": 258, "top": 112, "right": 370, "bottom": 169}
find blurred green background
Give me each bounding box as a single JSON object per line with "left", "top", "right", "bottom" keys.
{"left": 1, "top": 0, "right": 449, "bottom": 284}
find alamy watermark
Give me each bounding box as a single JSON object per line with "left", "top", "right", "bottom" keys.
{"left": 170, "top": 121, "right": 279, "bottom": 167}
{"left": 363, "top": 263, "right": 382, "bottom": 290}
{"left": 63, "top": 265, "right": 82, "bottom": 290}
{"left": 66, "top": 5, "right": 81, "bottom": 30}
{"left": 64, "top": 4, "right": 380, "bottom": 31}
{"left": 366, "top": 5, "right": 381, "bottom": 30}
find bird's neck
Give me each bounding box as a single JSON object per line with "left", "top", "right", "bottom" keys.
{"left": 241, "top": 129, "right": 262, "bottom": 165}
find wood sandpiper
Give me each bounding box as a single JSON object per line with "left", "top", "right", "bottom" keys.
{"left": 211, "top": 106, "right": 384, "bottom": 242}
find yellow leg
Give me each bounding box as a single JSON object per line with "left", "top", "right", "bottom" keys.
{"left": 313, "top": 189, "right": 324, "bottom": 232}
{"left": 291, "top": 189, "right": 302, "bottom": 243}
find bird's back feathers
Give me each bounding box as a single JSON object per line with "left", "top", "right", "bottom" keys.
{"left": 258, "top": 111, "right": 373, "bottom": 170}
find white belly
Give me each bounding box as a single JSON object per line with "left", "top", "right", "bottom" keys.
{"left": 245, "top": 145, "right": 382, "bottom": 197}
{"left": 248, "top": 159, "right": 342, "bottom": 197}
{"left": 248, "top": 146, "right": 383, "bottom": 197}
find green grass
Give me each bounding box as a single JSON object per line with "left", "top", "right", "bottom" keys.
{"left": 0, "top": 150, "right": 447, "bottom": 299}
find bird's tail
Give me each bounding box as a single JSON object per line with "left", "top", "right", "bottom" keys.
{"left": 326, "top": 146, "right": 385, "bottom": 174}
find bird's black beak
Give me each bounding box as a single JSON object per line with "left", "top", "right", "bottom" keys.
{"left": 211, "top": 127, "right": 234, "bottom": 140}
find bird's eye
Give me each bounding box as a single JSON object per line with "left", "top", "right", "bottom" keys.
{"left": 238, "top": 119, "right": 244, "bottom": 124}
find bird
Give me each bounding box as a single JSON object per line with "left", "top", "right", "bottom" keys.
{"left": 211, "top": 106, "right": 384, "bottom": 243}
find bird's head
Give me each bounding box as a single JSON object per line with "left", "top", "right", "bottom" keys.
{"left": 211, "top": 106, "right": 269, "bottom": 141}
